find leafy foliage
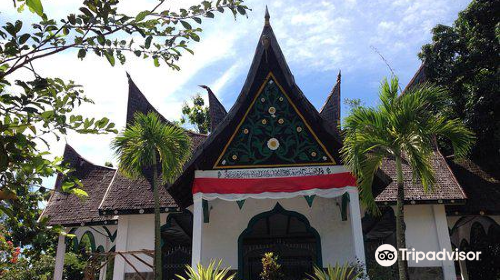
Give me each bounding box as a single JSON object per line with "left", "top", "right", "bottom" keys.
{"left": 418, "top": 0, "right": 500, "bottom": 159}
{"left": 0, "top": 0, "right": 248, "bottom": 272}
{"left": 260, "top": 252, "right": 283, "bottom": 280}
{"left": 0, "top": 253, "right": 55, "bottom": 280}
{"left": 305, "top": 263, "right": 362, "bottom": 280}
{"left": 176, "top": 260, "right": 235, "bottom": 280}
{"left": 341, "top": 77, "right": 474, "bottom": 279}
{"left": 112, "top": 112, "right": 191, "bottom": 183}
{"left": 180, "top": 93, "right": 211, "bottom": 134}
{"left": 341, "top": 77, "right": 475, "bottom": 212}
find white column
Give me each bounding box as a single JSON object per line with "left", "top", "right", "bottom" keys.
{"left": 347, "top": 188, "right": 366, "bottom": 266}
{"left": 459, "top": 259, "right": 469, "bottom": 280}
{"left": 113, "top": 216, "right": 129, "bottom": 280}
{"left": 433, "top": 205, "right": 456, "bottom": 280}
{"left": 191, "top": 196, "right": 204, "bottom": 269}
{"left": 53, "top": 233, "right": 66, "bottom": 280}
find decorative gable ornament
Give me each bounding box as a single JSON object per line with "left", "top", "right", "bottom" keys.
{"left": 215, "top": 73, "right": 335, "bottom": 169}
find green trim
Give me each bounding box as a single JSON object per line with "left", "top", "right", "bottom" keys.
{"left": 96, "top": 245, "right": 105, "bottom": 253}
{"left": 237, "top": 203, "right": 322, "bottom": 279}
{"left": 102, "top": 226, "right": 117, "bottom": 242}
{"left": 304, "top": 195, "right": 315, "bottom": 207}
{"left": 341, "top": 192, "right": 350, "bottom": 221}
{"left": 202, "top": 199, "right": 210, "bottom": 223}
{"left": 80, "top": 230, "right": 97, "bottom": 252}
{"left": 237, "top": 200, "right": 246, "bottom": 210}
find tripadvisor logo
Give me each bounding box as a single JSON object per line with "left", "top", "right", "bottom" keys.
{"left": 375, "top": 244, "right": 482, "bottom": 266}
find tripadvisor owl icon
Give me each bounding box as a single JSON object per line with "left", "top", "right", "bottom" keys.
{"left": 375, "top": 244, "right": 398, "bottom": 267}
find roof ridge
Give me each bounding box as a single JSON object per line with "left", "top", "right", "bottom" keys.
{"left": 319, "top": 71, "right": 341, "bottom": 114}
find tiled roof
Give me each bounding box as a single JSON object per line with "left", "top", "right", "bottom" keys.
{"left": 98, "top": 172, "right": 179, "bottom": 214}
{"left": 41, "top": 145, "right": 117, "bottom": 226}
{"left": 96, "top": 75, "right": 207, "bottom": 213}
{"left": 319, "top": 71, "right": 341, "bottom": 130}
{"left": 375, "top": 150, "right": 467, "bottom": 203}
{"left": 200, "top": 85, "right": 227, "bottom": 132}
{"left": 446, "top": 157, "right": 500, "bottom": 215}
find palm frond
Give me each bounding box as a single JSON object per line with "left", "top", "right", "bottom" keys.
{"left": 176, "top": 260, "right": 235, "bottom": 280}
{"left": 111, "top": 112, "right": 191, "bottom": 182}
{"left": 305, "top": 263, "right": 361, "bottom": 280}
{"left": 341, "top": 106, "right": 392, "bottom": 214}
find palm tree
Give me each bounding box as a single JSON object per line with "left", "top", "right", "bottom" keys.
{"left": 341, "top": 77, "right": 474, "bottom": 280}
{"left": 112, "top": 112, "right": 191, "bottom": 280}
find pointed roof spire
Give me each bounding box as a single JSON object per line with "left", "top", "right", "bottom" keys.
{"left": 126, "top": 73, "right": 169, "bottom": 125}
{"left": 199, "top": 85, "right": 227, "bottom": 132}
{"left": 320, "top": 70, "right": 342, "bottom": 131}
{"left": 265, "top": 6, "right": 270, "bottom": 26}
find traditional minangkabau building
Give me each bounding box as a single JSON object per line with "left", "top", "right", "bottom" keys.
{"left": 42, "top": 10, "right": 500, "bottom": 280}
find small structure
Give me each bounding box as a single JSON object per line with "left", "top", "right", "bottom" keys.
{"left": 42, "top": 9, "right": 500, "bottom": 280}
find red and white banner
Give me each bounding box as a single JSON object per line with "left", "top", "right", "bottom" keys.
{"left": 193, "top": 166, "right": 356, "bottom": 201}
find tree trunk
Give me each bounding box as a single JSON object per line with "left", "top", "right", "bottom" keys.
{"left": 395, "top": 156, "right": 410, "bottom": 280}
{"left": 152, "top": 158, "right": 162, "bottom": 280}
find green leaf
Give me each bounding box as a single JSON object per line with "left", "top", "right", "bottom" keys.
{"left": 206, "top": 11, "right": 214, "bottom": 18}
{"left": 97, "top": 35, "right": 105, "bottom": 46}
{"left": 70, "top": 188, "right": 88, "bottom": 198}
{"left": 145, "top": 35, "right": 152, "bottom": 49}
{"left": 135, "top": 10, "right": 149, "bottom": 21}
{"left": 26, "top": 0, "right": 44, "bottom": 17}
{"left": 104, "top": 51, "right": 115, "bottom": 66}
{"left": 154, "top": 57, "right": 160, "bottom": 67}
{"left": 190, "top": 33, "right": 200, "bottom": 42}
{"left": 18, "top": 34, "right": 30, "bottom": 44}
{"left": 180, "top": 20, "right": 192, "bottom": 29}
{"left": 77, "top": 49, "right": 86, "bottom": 59}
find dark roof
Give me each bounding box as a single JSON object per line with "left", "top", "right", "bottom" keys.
{"left": 200, "top": 85, "right": 227, "bottom": 132}
{"left": 319, "top": 71, "right": 341, "bottom": 130}
{"left": 446, "top": 157, "right": 500, "bottom": 215}
{"left": 41, "top": 145, "right": 117, "bottom": 226}
{"left": 402, "top": 63, "right": 425, "bottom": 93}
{"left": 375, "top": 150, "right": 467, "bottom": 204}
{"left": 126, "top": 73, "right": 207, "bottom": 149}
{"left": 96, "top": 75, "right": 207, "bottom": 213}
{"left": 168, "top": 11, "right": 345, "bottom": 208}
{"left": 98, "top": 172, "right": 179, "bottom": 214}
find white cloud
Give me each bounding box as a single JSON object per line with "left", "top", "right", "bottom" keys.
{"left": 0, "top": 0, "right": 471, "bottom": 171}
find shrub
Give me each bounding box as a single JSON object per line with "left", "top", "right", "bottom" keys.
{"left": 177, "top": 260, "right": 235, "bottom": 280}
{"left": 305, "top": 263, "right": 362, "bottom": 280}
{"left": 260, "top": 252, "right": 283, "bottom": 280}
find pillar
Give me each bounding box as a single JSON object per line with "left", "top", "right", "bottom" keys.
{"left": 433, "top": 205, "right": 456, "bottom": 280}
{"left": 113, "top": 216, "right": 129, "bottom": 280}
{"left": 192, "top": 196, "right": 204, "bottom": 269}
{"left": 347, "top": 188, "right": 367, "bottom": 266}
{"left": 53, "top": 233, "right": 66, "bottom": 280}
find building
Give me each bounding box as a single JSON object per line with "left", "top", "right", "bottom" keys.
{"left": 42, "top": 10, "right": 500, "bottom": 280}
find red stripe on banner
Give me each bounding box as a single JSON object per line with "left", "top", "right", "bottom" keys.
{"left": 193, "top": 173, "right": 356, "bottom": 194}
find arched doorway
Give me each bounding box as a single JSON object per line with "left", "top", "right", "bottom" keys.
{"left": 465, "top": 221, "right": 500, "bottom": 280}
{"left": 161, "top": 210, "right": 193, "bottom": 280}
{"left": 238, "top": 203, "right": 322, "bottom": 280}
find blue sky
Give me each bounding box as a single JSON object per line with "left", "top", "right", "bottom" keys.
{"left": 1, "top": 0, "right": 471, "bottom": 179}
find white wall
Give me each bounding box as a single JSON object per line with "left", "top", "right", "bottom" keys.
{"left": 403, "top": 204, "right": 455, "bottom": 275}
{"left": 199, "top": 196, "right": 355, "bottom": 270}
{"left": 122, "top": 213, "right": 170, "bottom": 273}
